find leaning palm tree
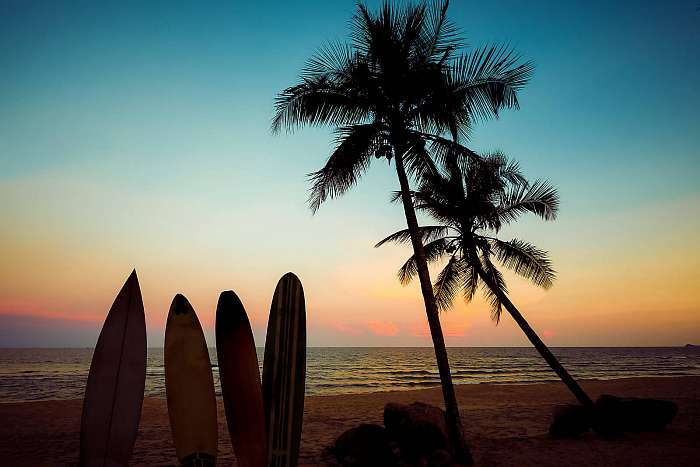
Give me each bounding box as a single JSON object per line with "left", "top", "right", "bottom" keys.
{"left": 377, "top": 152, "right": 593, "bottom": 407}
{"left": 272, "top": 2, "right": 533, "bottom": 461}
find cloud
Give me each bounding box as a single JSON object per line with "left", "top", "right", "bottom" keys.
{"left": 366, "top": 320, "right": 399, "bottom": 336}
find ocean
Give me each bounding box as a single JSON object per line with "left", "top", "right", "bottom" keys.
{"left": 1, "top": 347, "right": 698, "bottom": 403}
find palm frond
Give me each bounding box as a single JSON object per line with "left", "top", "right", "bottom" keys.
{"left": 490, "top": 238, "right": 555, "bottom": 289}
{"left": 434, "top": 255, "right": 463, "bottom": 311}
{"left": 500, "top": 157, "right": 528, "bottom": 187}
{"left": 498, "top": 179, "right": 559, "bottom": 223}
{"left": 403, "top": 132, "right": 441, "bottom": 179}
{"left": 304, "top": 41, "right": 356, "bottom": 78}
{"left": 352, "top": 1, "right": 406, "bottom": 66}
{"left": 418, "top": 0, "right": 462, "bottom": 61}
{"left": 479, "top": 250, "right": 508, "bottom": 323}
{"left": 450, "top": 44, "right": 534, "bottom": 127}
{"left": 410, "top": 69, "right": 468, "bottom": 139}
{"left": 389, "top": 190, "right": 405, "bottom": 204}
{"left": 481, "top": 151, "right": 527, "bottom": 187}
{"left": 413, "top": 182, "right": 461, "bottom": 226}
{"left": 462, "top": 262, "right": 479, "bottom": 304}
{"left": 401, "top": 1, "right": 428, "bottom": 57}
{"left": 397, "top": 237, "right": 449, "bottom": 285}
{"left": 375, "top": 225, "right": 449, "bottom": 248}
{"left": 272, "top": 77, "right": 372, "bottom": 134}
{"left": 307, "top": 123, "right": 385, "bottom": 212}
{"left": 412, "top": 165, "right": 469, "bottom": 227}
{"left": 397, "top": 254, "right": 419, "bottom": 286}
{"left": 350, "top": 3, "right": 374, "bottom": 54}
{"left": 419, "top": 132, "right": 481, "bottom": 169}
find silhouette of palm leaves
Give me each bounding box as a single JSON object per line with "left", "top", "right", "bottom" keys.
{"left": 377, "top": 150, "right": 558, "bottom": 322}
{"left": 272, "top": 0, "right": 533, "bottom": 212}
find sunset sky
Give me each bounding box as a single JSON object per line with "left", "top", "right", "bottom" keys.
{"left": 1, "top": 0, "right": 699, "bottom": 348}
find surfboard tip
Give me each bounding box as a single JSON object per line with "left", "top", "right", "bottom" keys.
{"left": 171, "top": 294, "right": 193, "bottom": 315}
{"left": 217, "top": 290, "right": 242, "bottom": 307}
{"left": 216, "top": 291, "right": 248, "bottom": 331}
{"left": 121, "top": 269, "right": 140, "bottom": 295}
{"left": 173, "top": 293, "right": 186, "bottom": 305}
{"left": 281, "top": 271, "right": 300, "bottom": 282}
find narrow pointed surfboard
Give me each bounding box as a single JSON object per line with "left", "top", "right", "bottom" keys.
{"left": 216, "top": 291, "right": 266, "bottom": 467}
{"left": 165, "top": 294, "right": 217, "bottom": 466}
{"left": 80, "top": 270, "right": 147, "bottom": 467}
{"left": 262, "top": 272, "right": 306, "bottom": 467}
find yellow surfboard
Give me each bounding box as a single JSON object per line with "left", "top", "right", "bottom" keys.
{"left": 165, "top": 294, "right": 217, "bottom": 466}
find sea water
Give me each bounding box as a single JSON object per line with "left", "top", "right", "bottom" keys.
{"left": 0, "top": 347, "right": 698, "bottom": 402}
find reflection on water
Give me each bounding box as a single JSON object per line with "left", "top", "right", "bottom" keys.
{"left": 1, "top": 347, "right": 698, "bottom": 402}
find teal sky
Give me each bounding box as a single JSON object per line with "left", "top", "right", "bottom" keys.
{"left": 1, "top": 1, "right": 699, "bottom": 347}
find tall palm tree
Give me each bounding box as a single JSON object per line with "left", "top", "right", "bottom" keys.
{"left": 377, "top": 151, "right": 593, "bottom": 407}
{"left": 272, "top": 2, "right": 533, "bottom": 461}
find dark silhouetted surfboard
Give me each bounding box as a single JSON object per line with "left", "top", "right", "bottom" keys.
{"left": 165, "top": 294, "right": 217, "bottom": 466}
{"left": 80, "top": 270, "right": 147, "bottom": 467}
{"left": 216, "top": 291, "right": 266, "bottom": 467}
{"left": 262, "top": 272, "right": 306, "bottom": 467}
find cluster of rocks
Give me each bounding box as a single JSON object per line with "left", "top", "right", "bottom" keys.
{"left": 324, "top": 395, "right": 678, "bottom": 465}
{"left": 549, "top": 394, "right": 678, "bottom": 438}
{"left": 324, "top": 402, "right": 456, "bottom": 467}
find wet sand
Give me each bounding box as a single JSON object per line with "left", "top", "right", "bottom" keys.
{"left": 1, "top": 376, "right": 698, "bottom": 466}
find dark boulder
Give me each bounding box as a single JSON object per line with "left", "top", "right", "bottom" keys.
{"left": 327, "top": 423, "right": 399, "bottom": 467}
{"left": 384, "top": 402, "right": 451, "bottom": 465}
{"left": 549, "top": 403, "right": 592, "bottom": 438}
{"left": 592, "top": 394, "right": 678, "bottom": 435}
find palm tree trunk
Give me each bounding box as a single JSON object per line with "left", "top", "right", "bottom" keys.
{"left": 394, "top": 152, "right": 473, "bottom": 465}
{"left": 476, "top": 269, "right": 593, "bottom": 407}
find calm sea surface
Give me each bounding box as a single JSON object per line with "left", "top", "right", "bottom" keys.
{"left": 1, "top": 347, "right": 698, "bottom": 403}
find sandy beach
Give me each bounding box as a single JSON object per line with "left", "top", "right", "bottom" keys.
{"left": 0, "top": 376, "right": 697, "bottom": 466}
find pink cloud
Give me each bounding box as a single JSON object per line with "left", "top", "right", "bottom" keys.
{"left": 366, "top": 320, "right": 399, "bottom": 336}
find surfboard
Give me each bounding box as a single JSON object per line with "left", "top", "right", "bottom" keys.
{"left": 80, "top": 270, "right": 147, "bottom": 467}
{"left": 164, "top": 294, "right": 217, "bottom": 466}
{"left": 216, "top": 291, "right": 266, "bottom": 467}
{"left": 262, "top": 272, "right": 306, "bottom": 467}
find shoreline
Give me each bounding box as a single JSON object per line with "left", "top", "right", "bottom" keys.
{"left": 2, "top": 374, "right": 697, "bottom": 404}
{"left": 1, "top": 376, "right": 698, "bottom": 465}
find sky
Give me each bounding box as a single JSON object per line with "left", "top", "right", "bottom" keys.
{"left": 1, "top": 0, "right": 699, "bottom": 348}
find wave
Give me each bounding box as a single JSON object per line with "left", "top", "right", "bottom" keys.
{"left": 2, "top": 347, "right": 700, "bottom": 401}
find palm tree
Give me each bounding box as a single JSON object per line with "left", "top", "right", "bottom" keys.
{"left": 272, "top": 2, "right": 533, "bottom": 461}
{"left": 377, "top": 151, "right": 594, "bottom": 407}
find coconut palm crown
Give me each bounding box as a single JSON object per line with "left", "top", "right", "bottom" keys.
{"left": 272, "top": 0, "right": 534, "bottom": 210}
{"left": 377, "top": 151, "right": 594, "bottom": 406}
{"left": 377, "top": 152, "right": 558, "bottom": 320}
